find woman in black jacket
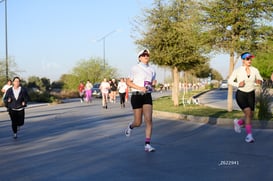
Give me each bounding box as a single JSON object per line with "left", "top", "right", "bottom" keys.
{"left": 4, "top": 77, "right": 29, "bottom": 139}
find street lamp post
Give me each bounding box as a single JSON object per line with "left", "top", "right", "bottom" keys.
{"left": 97, "top": 30, "right": 116, "bottom": 69}
{"left": 0, "top": 0, "right": 8, "bottom": 80}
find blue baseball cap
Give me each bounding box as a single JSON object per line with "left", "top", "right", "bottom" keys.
{"left": 241, "top": 52, "right": 255, "bottom": 59}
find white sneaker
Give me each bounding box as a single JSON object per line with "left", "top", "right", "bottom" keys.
{"left": 233, "top": 119, "right": 241, "bottom": 133}
{"left": 13, "top": 133, "right": 17, "bottom": 139}
{"left": 245, "top": 134, "right": 254, "bottom": 143}
{"left": 125, "top": 123, "right": 132, "bottom": 137}
{"left": 145, "top": 144, "right": 155, "bottom": 152}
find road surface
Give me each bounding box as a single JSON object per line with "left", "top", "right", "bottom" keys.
{"left": 1, "top": 97, "right": 273, "bottom": 181}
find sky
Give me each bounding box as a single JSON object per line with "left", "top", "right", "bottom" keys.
{"left": 0, "top": 0, "right": 231, "bottom": 83}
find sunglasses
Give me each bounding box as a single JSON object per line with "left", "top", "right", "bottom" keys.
{"left": 141, "top": 54, "right": 149, "bottom": 57}
{"left": 245, "top": 58, "right": 252, "bottom": 61}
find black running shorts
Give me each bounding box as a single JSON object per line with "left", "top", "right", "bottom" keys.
{"left": 235, "top": 90, "right": 255, "bottom": 111}
{"left": 131, "top": 93, "right": 152, "bottom": 109}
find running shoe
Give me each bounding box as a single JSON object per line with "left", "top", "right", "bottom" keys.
{"left": 125, "top": 123, "right": 132, "bottom": 137}
{"left": 13, "top": 133, "right": 17, "bottom": 139}
{"left": 233, "top": 119, "right": 241, "bottom": 133}
{"left": 145, "top": 144, "right": 156, "bottom": 152}
{"left": 245, "top": 134, "right": 254, "bottom": 143}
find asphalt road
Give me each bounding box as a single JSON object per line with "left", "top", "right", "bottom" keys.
{"left": 1, "top": 96, "right": 273, "bottom": 181}
{"left": 198, "top": 88, "right": 273, "bottom": 113}
{"left": 197, "top": 89, "right": 240, "bottom": 110}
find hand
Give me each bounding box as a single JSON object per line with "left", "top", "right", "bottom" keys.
{"left": 139, "top": 87, "right": 147, "bottom": 93}
{"left": 255, "top": 80, "right": 262, "bottom": 85}
{"left": 239, "top": 81, "right": 245, "bottom": 87}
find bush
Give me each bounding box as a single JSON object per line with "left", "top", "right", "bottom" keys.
{"left": 256, "top": 86, "right": 272, "bottom": 120}
{"left": 50, "top": 90, "right": 78, "bottom": 99}
{"left": 28, "top": 91, "right": 52, "bottom": 103}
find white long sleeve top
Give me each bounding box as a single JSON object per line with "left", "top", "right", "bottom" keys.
{"left": 228, "top": 66, "right": 263, "bottom": 92}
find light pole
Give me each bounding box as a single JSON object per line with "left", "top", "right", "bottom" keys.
{"left": 0, "top": 0, "right": 8, "bottom": 80}
{"left": 97, "top": 30, "right": 116, "bottom": 69}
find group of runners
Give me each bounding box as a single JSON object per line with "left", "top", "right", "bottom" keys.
{"left": 1, "top": 49, "right": 270, "bottom": 152}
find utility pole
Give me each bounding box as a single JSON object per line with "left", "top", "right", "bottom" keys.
{"left": 97, "top": 30, "right": 116, "bottom": 69}
{"left": 0, "top": 0, "right": 8, "bottom": 80}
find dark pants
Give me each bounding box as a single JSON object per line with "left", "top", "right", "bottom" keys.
{"left": 119, "top": 92, "right": 126, "bottom": 105}
{"left": 8, "top": 109, "right": 25, "bottom": 133}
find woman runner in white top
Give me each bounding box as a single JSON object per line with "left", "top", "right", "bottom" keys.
{"left": 228, "top": 52, "right": 263, "bottom": 143}
{"left": 99, "top": 78, "right": 110, "bottom": 109}
{"left": 117, "top": 78, "right": 127, "bottom": 108}
{"left": 125, "top": 49, "right": 157, "bottom": 152}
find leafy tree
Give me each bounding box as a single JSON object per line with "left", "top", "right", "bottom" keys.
{"left": 0, "top": 57, "right": 22, "bottom": 86}
{"left": 201, "top": 0, "right": 273, "bottom": 111}
{"left": 41, "top": 77, "right": 51, "bottom": 92}
{"left": 25, "top": 76, "right": 51, "bottom": 102}
{"left": 134, "top": 0, "right": 209, "bottom": 106}
{"left": 211, "top": 69, "right": 223, "bottom": 81}
{"left": 27, "top": 76, "right": 50, "bottom": 92}
{"left": 189, "top": 62, "right": 223, "bottom": 80}
{"left": 60, "top": 74, "right": 79, "bottom": 91}
{"left": 51, "top": 81, "right": 64, "bottom": 90}
{"left": 61, "top": 57, "right": 119, "bottom": 91}
{"left": 252, "top": 39, "right": 273, "bottom": 79}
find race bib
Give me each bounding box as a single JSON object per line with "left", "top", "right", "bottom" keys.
{"left": 144, "top": 81, "right": 153, "bottom": 93}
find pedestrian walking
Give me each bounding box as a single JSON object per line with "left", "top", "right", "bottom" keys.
{"left": 99, "top": 78, "right": 110, "bottom": 109}
{"left": 78, "top": 81, "right": 85, "bottom": 103}
{"left": 124, "top": 49, "right": 157, "bottom": 152}
{"left": 228, "top": 52, "right": 263, "bottom": 143}
{"left": 117, "top": 78, "right": 127, "bottom": 108}
{"left": 3, "top": 77, "right": 29, "bottom": 139}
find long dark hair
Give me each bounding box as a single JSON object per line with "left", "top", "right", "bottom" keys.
{"left": 12, "top": 76, "right": 21, "bottom": 82}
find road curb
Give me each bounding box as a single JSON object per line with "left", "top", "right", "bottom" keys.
{"left": 153, "top": 110, "right": 273, "bottom": 129}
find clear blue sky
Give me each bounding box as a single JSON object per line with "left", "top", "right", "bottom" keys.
{"left": 0, "top": 0, "right": 230, "bottom": 83}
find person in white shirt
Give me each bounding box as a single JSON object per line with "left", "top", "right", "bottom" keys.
{"left": 228, "top": 52, "right": 263, "bottom": 143}
{"left": 99, "top": 78, "right": 110, "bottom": 109}
{"left": 124, "top": 49, "right": 157, "bottom": 152}
{"left": 117, "top": 78, "right": 127, "bottom": 108}
{"left": 1, "top": 79, "right": 12, "bottom": 100}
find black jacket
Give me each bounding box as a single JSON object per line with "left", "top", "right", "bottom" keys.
{"left": 4, "top": 87, "right": 29, "bottom": 110}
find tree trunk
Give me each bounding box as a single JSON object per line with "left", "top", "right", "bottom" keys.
{"left": 227, "top": 52, "right": 235, "bottom": 112}
{"left": 172, "top": 66, "right": 180, "bottom": 106}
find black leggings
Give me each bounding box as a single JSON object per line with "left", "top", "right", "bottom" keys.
{"left": 8, "top": 109, "right": 25, "bottom": 133}
{"left": 119, "top": 93, "right": 126, "bottom": 104}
